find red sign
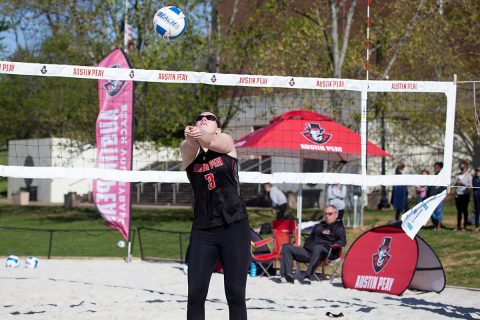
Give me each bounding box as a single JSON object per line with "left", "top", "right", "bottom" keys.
{"left": 342, "top": 226, "right": 418, "bottom": 295}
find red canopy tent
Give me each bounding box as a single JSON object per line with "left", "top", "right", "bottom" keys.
{"left": 235, "top": 109, "right": 392, "bottom": 161}
{"left": 234, "top": 110, "right": 392, "bottom": 240}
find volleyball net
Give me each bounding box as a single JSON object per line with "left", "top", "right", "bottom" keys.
{"left": 0, "top": 58, "right": 456, "bottom": 199}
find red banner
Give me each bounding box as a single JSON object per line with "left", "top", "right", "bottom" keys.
{"left": 93, "top": 49, "right": 133, "bottom": 241}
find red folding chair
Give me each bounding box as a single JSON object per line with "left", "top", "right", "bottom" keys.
{"left": 251, "top": 220, "right": 296, "bottom": 277}
{"left": 316, "top": 244, "right": 344, "bottom": 283}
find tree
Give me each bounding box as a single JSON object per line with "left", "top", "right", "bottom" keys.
{"left": 275, "top": 0, "right": 358, "bottom": 79}
{"left": 0, "top": 19, "right": 9, "bottom": 55}
{"left": 1, "top": 0, "right": 479, "bottom": 165}
{"left": 0, "top": 0, "right": 216, "bottom": 147}
{"left": 373, "top": 0, "right": 480, "bottom": 167}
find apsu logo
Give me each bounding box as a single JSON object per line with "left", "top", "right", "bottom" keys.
{"left": 103, "top": 65, "right": 125, "bottom": 97}
{"left": 302, "top": 123, "right": 331, "bottom": 144}
{"left": 372, "top": 237, "right": 392, "bottom": 273}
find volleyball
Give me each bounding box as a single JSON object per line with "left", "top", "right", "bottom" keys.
{"left": 25, "top": 256, "right": 39, "bottom": 269}
{"left": 6, "top": 255, "right": 20, "bottom": 268}
{"left": 153, "top": 6, "right": 186, "bottom": 40}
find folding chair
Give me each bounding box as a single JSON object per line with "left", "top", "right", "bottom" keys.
{"left": 316, "top": 244, "right": 344, "bottom": 283}
{"left": 251, "top": 219, "right": 296, "bottom": 277}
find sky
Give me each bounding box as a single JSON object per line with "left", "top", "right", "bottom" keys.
{"left": 2, "top": 32, "right": 16, "bottom": 58}
{"left": 1, "top": 28, "right": 26, "bottom": 59}
{"left": 1, "top": 10, "right": 48, "bottom": 60}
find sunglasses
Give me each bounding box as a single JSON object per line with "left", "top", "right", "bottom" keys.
{"left": 195, "top": 114, "right": 217, "bottom": 122}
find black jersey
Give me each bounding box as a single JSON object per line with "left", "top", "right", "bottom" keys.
{"left": 186, "top": 149, "right": 248, "bottom": 229}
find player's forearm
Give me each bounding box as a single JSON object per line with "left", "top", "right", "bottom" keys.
{"left": 180, "top": 139, "right": 200, "bottom": 160}
{"left": 197, "top": 131, "right": 215, "bottom": 148}
{"left": 181, "top": 138, "right": 198, "bottom": 151}
{"left": 197, "top": 131, "right": 233, "bottom": 154}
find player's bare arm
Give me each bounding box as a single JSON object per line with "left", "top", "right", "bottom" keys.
{"left": 180, "top": 125, "right": 201, "bottom": 168}
{"left": 197, "top": 130, "right": 237, "bottom": 158}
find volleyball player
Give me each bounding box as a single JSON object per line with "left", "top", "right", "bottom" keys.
{"left": 180, "top": 112, "right": 250, "bottom": 320}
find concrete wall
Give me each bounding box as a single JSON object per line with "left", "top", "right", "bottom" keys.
{"left": 8, "top": 138, "right": 180, "bottom": 203}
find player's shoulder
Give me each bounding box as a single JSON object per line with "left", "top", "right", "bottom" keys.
{"left": 218, "top": 132, "right": 234, "bottom": 142}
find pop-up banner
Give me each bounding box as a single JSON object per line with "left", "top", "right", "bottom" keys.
{"left": 342, "top": 225, "right": 445, "bottom": 295}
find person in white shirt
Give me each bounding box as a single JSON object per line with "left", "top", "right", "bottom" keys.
{"left": 454, "top": 160, "right": 472, "bottom": 231}
{"left": 263, "top": 183, "right": 288, "bottom": 220}
{"left": 327, "top": 183, "right": 347, "bottom": 221}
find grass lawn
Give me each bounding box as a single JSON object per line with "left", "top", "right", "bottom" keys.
{"left": 0, "top": 202, "right": 478, "bottom": 288}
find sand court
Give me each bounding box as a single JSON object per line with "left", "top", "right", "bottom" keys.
{"left": 1, "top": 259, "right": 479, "bottom": 319}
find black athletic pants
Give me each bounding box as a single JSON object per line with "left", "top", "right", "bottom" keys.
{"left": 187, "top": 218, "right": 250, "bottom": 320}
{"left": 474, "top": 196, "right": 480, "bottom": 228}
{"left": 395, "top": 209, "right": 407, "bottom": 221}
{"left": 280, "top": 243, "right": 329, "bottom": 278}
{"left": 274, "top": 203, "right": 288, "bottom": 220}
{"left": 455, "top": 194, "right": 470, "bottom": 229}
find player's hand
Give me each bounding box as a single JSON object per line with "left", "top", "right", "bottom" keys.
{"left": 184, "top": 126, "right": 202, "bottom": 140}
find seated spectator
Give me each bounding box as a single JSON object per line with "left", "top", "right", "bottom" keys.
{"left": 277, "top": 205, "right": 346, "bottom": 285}
{"left": 263, "top": 183, "right": 288, "bottom": 220}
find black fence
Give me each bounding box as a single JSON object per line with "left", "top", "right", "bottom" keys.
{"left": 137, "top": 227, "right": 190, "bottom": 263}
{"left": 0, "top": 226, "right": 189, "bottom": 263}
{"left": 0, "top": 226, "right": 135, "bottom": 258}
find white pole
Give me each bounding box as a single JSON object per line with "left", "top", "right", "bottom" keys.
{"left": 297, "top": 183, "right": 303, "bottom": 245}
{"left": 125, "top": 1, "right": 133, "bottom": 264}
{"left": 127, "top": 240, "right": 132, "bottom": 263}
{"left": 360, "top": 84, "right": 368, "bottom": 227}
{"left": 353, "top": 195, "right": 358, "bottom": 227}
{"left": 296, "top": 160, "right": 303, "bottom": 245}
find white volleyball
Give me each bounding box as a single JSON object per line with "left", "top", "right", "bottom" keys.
{"left": 6, "top": 255, "right": 20, "bottom": 268}
{"left": 25, "top": 256, "right": 39, "bottom": 269}
{"left": 153, "top": 6, "right": 187, "bottom": 40}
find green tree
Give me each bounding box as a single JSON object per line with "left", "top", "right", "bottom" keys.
{"left": 0, "top": 1, "right": 216, "bottom": 147}
{"left": 374, "top": 0, "right": 480, "bottom": 167}
{"left": 1, "top": 0, "right": 479, "bottom": 164}
{"left": 0, "top": 19, "right": 9, "bottom": 55}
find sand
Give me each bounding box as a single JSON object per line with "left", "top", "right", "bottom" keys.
{"left": 1, "top": 259, "right": 479, "bottom": 319}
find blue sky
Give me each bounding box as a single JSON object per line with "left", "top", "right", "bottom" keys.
{"left": 2, "top": 32, "right": 16, "bottom": 58}
{"left": 1, "top": 28, "right": 26, "bottom": 59}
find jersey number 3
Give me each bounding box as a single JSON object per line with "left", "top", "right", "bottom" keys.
{"left": 204, "top": 173, "right": 216, "bottom": 190}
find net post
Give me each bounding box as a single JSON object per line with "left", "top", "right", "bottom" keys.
{"left": 48, "top": 230, "right": 54, "bottom": 259}
{"left": 127, "top": 240, "right": 132, "bottom": 263}
{"left": 296, "top": 160, "right": 304, "bottom": 245}
{"left": 353, "top": 195, "right": 358, "bottom": 227}
{"left": 296, "top": 183, "right": 303, "bottom": 245}
{"left": 360, "top": 83, "right": 369, "bottom": 227}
